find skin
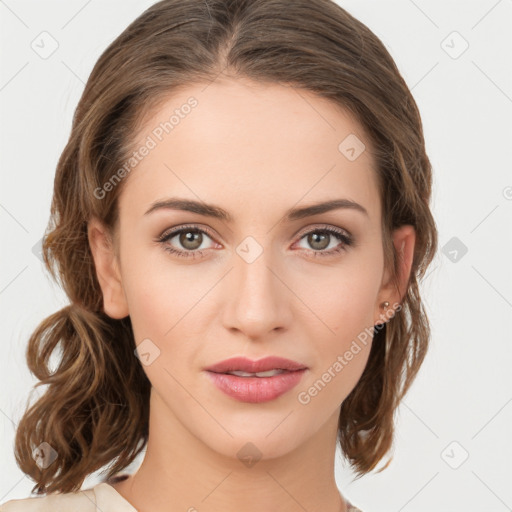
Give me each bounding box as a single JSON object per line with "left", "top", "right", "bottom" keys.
{"left": 88, "top": 76, "right": 415, "bottom": 512}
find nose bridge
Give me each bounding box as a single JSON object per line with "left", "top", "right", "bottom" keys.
{"left": 223, "top": 238, "right": 290, "bottom": 338}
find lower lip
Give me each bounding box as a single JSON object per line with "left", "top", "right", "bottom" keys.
{"left": 205, "top": 369, "right": 307, "bottom": 403}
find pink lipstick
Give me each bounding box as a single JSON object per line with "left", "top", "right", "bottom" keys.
{"left": 204, "top": 356, "right": 308, "bottom": 403}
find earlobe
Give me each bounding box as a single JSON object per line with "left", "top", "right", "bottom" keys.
{"left": 375, "top": 224, "right": 416, "bottom": 325}
{"left": 87, "top": 217, "right": 129, "bottom": 319}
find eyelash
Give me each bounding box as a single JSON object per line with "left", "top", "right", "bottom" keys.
{"left": 156, "top": 224, "right": 354, "bottom": 260}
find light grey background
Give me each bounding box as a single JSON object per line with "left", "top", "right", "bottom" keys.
{"left": 1, "top": 1, "right": 511, "bottom": 511}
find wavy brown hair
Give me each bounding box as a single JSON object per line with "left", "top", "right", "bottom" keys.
{"left": 12, "top": 0, "right": 438, "bottom": 494}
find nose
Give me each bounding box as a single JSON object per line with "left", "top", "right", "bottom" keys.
{"left": 221, "top": 247, "right": 293, "bottom": 340}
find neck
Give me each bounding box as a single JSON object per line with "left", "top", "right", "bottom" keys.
{"left": 111, "top": 389, "right": 348, "bottom": 512}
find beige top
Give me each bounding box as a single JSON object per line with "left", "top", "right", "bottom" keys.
{"left": 0, "top": 481, "right": 364, "bottom": 511}
{"left": 0, "top": 483, "right": 137, "bottom": 512}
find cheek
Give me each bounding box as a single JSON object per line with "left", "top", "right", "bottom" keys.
{"left": 293, "top": 256, "right": 380, "bottom": 398}
{"left": 122, "top": 268, "right": 169, "bottom": 341}
{"left": 122, "top": 263, "right": 199, "bottom": 392}
{"left": 296, "top": 293, "right": 374, "bottom": 415}
{"left": 119, "top": 239, "right": 194, "bottom": 338}
{"left": 120, "top": 245, "right": 209, "bottom": 381}
{"left": 297, "top": 258, "right": 381, "bottom": 338}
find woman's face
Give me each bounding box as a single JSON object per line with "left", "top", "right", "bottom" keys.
{"left": 90, "top": 77, "right": 413, "bottom": 461}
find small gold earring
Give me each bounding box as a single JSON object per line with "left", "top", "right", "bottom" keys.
{"left": 381, "top": 301, "right": 390, "bottom": 309}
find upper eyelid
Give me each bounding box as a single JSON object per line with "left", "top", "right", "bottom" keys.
{"left": 294, "top": 224, "right": 351, "bottom": 238}
{"left": 159, "top": 223, "right": 216, "bottom": 241}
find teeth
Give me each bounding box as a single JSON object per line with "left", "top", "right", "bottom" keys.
{"left": 226, "top": 369, "right": 287, "bottom": 378}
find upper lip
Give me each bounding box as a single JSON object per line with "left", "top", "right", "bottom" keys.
{"left": 204, "top": 356, "right": 308, "bottom": 374}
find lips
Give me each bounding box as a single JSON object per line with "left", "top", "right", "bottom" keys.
{"left": 206, "top": 369, "right": 307, "bottom": 403}
{"left": 204, "top": 356, "right": 308, "bottom": 374}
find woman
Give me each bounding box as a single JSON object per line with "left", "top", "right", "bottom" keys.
{"left": 1, "top": 0, "right": 438, "bottom": 511}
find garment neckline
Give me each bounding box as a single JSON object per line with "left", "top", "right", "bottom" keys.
{"left": 97, "top": 479, "right": 361, "bottom": 512}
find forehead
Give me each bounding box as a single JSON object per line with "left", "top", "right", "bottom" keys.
{"left": 120, "top": 78, "right": 381, "bottom": 224}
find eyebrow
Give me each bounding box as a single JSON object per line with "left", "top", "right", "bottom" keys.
{"left": 144, "top": 197, "right": 369, "bottom": 222}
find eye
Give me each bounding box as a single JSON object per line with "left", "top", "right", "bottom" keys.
{"left": 157, "top": 224, "right": 218, "bottom": 259}
{"left": 294, "top": 226, "right": 353, "bottom": 258}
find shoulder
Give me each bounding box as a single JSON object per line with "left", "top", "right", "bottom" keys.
{"left": 0, "top": 488, "right": 96, "bottom": 511}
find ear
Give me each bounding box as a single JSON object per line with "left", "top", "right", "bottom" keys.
{"left": 374, "top": 224, "right": 416, "bottom": 326}
{"left": 88, "top": 216, "right": 129, "bottom": 319}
